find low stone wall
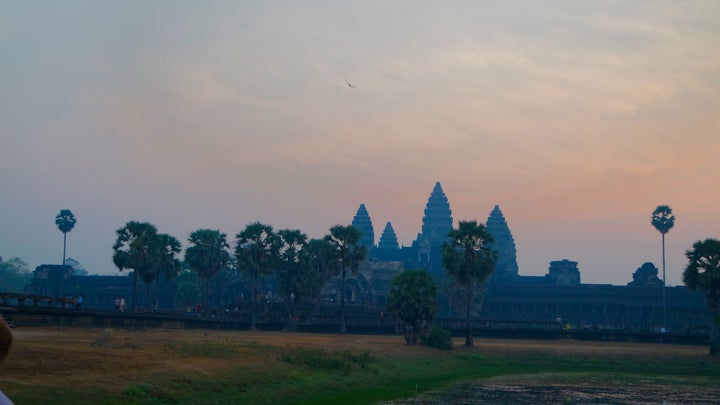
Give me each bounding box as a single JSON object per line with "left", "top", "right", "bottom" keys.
{"left": 1, "top": 306, "right": 708, "bottom": 346}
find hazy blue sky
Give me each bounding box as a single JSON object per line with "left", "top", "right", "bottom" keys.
{"left": 1, "top": 1, "right": 718, "bottom": 285}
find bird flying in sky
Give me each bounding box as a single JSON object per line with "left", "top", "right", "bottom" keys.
{"left": 345, "top": 79, "right": 356, "bottom": 88}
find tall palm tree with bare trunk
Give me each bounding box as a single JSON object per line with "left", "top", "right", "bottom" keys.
{"left": 186, "top": 229, "right": 230, "bottom": 309}
{"left": 325, "top": 225, "right": 366, "bottom": 334}
{"left": 442, "top": 220, "right": 497, "bottom": 346}
{"left": 153, "top": 233, "right": 182, "bottom": 309}
{"left": 55, "top": 209, "right": 76, "bottom": 265}
{"left": 235, "top": 222, "right": 280, "bottom": 330}
{"left": 652, "top": 205, "right": 675, "bottom": 329}
{"left": 112, "top": 223, "right": 181, "bottom": 311}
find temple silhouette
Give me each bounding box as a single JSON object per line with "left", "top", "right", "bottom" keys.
{"left": 343, "top": 181, "right": 708, "bottom": 330}
{"left": 353, "top": 182, "right": 453, "bottom": 280}
{"left": 352, "top": 181, "right": 578, "bottom": 286}
{"left": 19, "top": 182, "right": 710, "bottom": 332}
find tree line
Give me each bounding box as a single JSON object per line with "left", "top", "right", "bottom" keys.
{"left": 111, "top": 221, "right": 367, "bottom": 333}
{"left": 0, "top": 256, "right": 31, "bottom": 293}
{"left": 31, "top": 207, "right": 720, "bottom": 354}
{"left": 107, "top": 218, "right": 500, "bottom": 343}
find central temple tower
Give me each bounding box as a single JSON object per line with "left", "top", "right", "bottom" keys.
{"left": 420, "top": 182, "right": 453, "bottom": 244}
{"left": 351, "top": 203, "right": 375, "bottom": 251}
{"left": 412, "top": 182, "right": 453, "bottom": 278}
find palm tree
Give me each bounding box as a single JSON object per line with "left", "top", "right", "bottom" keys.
{"left": 112, "top": 221, "right": 159, "bottom": 311}
{"left": 299, "top": 238, "right": 336, "bottom": 319}
{"left": 652, "top": 205, "right": 675, "bottom": 329}
{"left": 153, "top": 233, "right": 182, "bottom": 309}
{"left": 235, "top": 222, "right": 280, "bottom": 330}
{"left": 683, "top": 238, "right": 720, "bottom": 355}
{"left": 277, "top": 229, "right": 308, "bottom": 331}
{"left": 185, "top": 229, "right": 230, "bottom": 309}
{"left": 442, "top": 220, "right": 497, "bottom": 346}
{"left": 324, "top": 225, "right": 367, "bottom": 334}
{"left": 55, "top": 209, "right": 76, "bottom": 265}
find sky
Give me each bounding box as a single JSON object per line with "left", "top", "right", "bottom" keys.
{"left": 1, "top": 1, "right": 719, "bottom": 286}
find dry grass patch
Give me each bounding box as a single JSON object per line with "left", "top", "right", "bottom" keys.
{"left": 0, "top": 327, "right": 716, "bottom": 404}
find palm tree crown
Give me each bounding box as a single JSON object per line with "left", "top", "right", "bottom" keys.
{"left": 651, "top": 205, "right": 675, "bottom": 235}
{"left": 55, "top": 209, "right": 76, "bottom": 234}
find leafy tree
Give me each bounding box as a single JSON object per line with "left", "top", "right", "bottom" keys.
{"left": 55, "top": 209, "right": 76, "bottom": 265}
{"left": 441, "top": 220, "right": 497, "bottom": 346}
{"left": 386, "top": 269, "right": 439, "bottom": 344}
{"left": 235, "top": 222, "right": 280, "bottom": 329}
{"left": 683, "top": 238, "right": 720, "bottom": 355}
{"left": 208, "top": 266, "right": 235, "bottom": 308}
{"left": 185, "top": 229, "right": 230, "bottom": 309}
{"left": 324, "top": 225, "right": 367, "bottom": 334}
{"left": 276, "top": 231, "right": 333, "bottom": 331}
{"left": 0, "top": 256, "right": 32, "bottom": 293}
{"left": 112, "top": 221, "right": 160, "bottom": 311}
{"left": 300, "top": 238, "right": 334, "bottom": 299}
{"left": 298, "top": 237, "right": 337, "bottom": 303}
{"left": 652, "top": 205, "right": 675, "bottom": 328}
{"left": 64, "top": 258, "right": 88, "bottom": 276}
{"left": 175, "top": 270, "right": 201, "bottom": 309}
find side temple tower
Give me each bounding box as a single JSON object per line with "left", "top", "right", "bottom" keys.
{"left": 373, "top": 221, "right": 401, "bottom": 261}
{"left": 486, "top": 204, "right": 520, "bottom": 283}
{"left": 377, "top": 221, "right": 399, "bottom": 250}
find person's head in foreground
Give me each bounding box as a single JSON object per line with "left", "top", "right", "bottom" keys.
{"left": 0, "top": 317, "right": 14, "bottom": 404}
{"left": 0, "top": 317, "right": 11, "bottom": 364}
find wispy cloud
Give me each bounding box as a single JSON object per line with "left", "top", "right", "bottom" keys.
{"left": 1, "top": 1, "right": 718, "bottom": 285}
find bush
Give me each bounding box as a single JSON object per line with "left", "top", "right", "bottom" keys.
{"left": 421, "top": 326, "right": 453, "bottom": 351}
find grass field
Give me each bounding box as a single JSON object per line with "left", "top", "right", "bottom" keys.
{"left": 0, "top": 327, "right": 718, "bottom": 404}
